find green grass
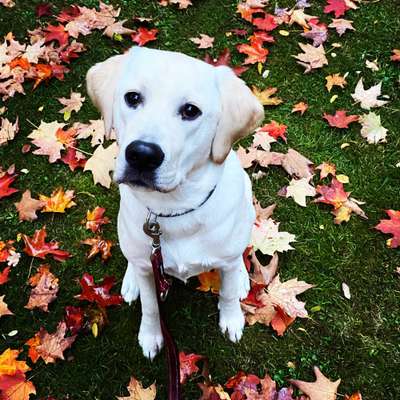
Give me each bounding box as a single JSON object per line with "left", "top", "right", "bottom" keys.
{"left": 0, "top": 0, "right": 399, "bottom": 399}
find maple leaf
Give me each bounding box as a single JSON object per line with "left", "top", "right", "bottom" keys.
{"left": 0, "top": 348, "right": 30, "bottom": 376}
{"left": 236, "top": 146, "right": 259, "bottom": 168}
{"left": 0, "top": 0, "right": 15, "bottom": 7}
{"left": 117, "top": 376, "right": 156, "bottom": 400}
{"left": 258, "top": 120, "right": 287, "bottom": 142}
{"left": 64, "top": 305, "right": 84, "bottom": 334}
{"left": 44, "top": 24, "right": 70, "bottom": 47}
{"left": 324, "top": 0, "right": 354, "bottom": 18}
{"left": 0, "top": 295, "right": 13, "bottom": 317}
{"left": 60, "top": 147, "right": 87, "bottom": 171}
{"left": 391, "top": 49, "right": 400, "bottom": 62}
{"left": 57, "top": 91, "right": 85, "bottom": 118}
{"left": 84, "top": 142, "right": 119, "bottom": 188}
{"left": 237, "top": 41, "right": 269, "bottom": 65}
{"left": 0, "top": 170, "right": 18, "bottom": 200}
{"left": 82, "top": 206, "right": 110, "bottom": 233}
{"left": 359, "top": 112, "right": 387, "bottom": 144}
{"left": 81, "top": 236, "right": 113, "bottom": 261}
{"left": 290, "top": 366, "right": 341, "bottom": 400}
{"left": 22, "top": 226, "right": 70, "bottom": 262}
{"left": 293, "top": 43, "right": 328, "bottom": 73}
{"left": 252, "top": 86, "right": 282, "bottom": 106}
{"left": 39, "top": 187, "right": 76, "bottom": 213}
{"left": 252, "top": 13, "right": 278, "bottom": 31}
{"left": 25, "top": 265, "right": 59, "bottom": 312}
{"left": 267, "top": 274, "right": 314, "bottom": 318}
{"left": 325, "top": 73, "right": 347, "bottom": 92}
{"left": 314, "top": 178, "right": 348, "bottom": 208}
{"left": 36, "top": 321, "right": 77, "bottom": 364}
{"left": 198, "top": 382, "right": 231, "bottom": 400}
{"left": 301, "top": 22, "right": 328, "bottom": 47}
{"left": 14, "top": 190, "right": 45, "bottom": 221}
{"left": 28, "top": 120, "right": 66, "bottom": 163}
{"left": 190, "top": 34, "right": 214, "bottom": 49}
{"left": 180, "top": 352, "right": 205, "bottom": 384}
{"left": 75, "top": 273, "right": 123, "bottom": 307}
{"left": 0, "top": 240, "right": 16, "bottom": 263}
{"left": 292, "top": 101, "right": 308, "bottom": 115}
{"left": 288, "top": 9, "right": 317, "bottom": 28}
{"left": 197, "top": 270, "right": 221, "bottom": 294}
{"left": 351, "top": 78, "right": 389, "bottom": 110}
{"left": 236, "top": 3, "right": 264, "bottom": 22}
{"left": 25, "top": 333, "right": 41, "bottom": 363}
{"left": 270, "top": 306, "right": 296, "bottom": 336}
{"left": 345, "top": 392, "right": 363, "bottom": 400}
{"left": 285, "top": 178, "right": 316, "bottom": 207}
{"left": 36, "top": 3, "right": 53, "bottom": 17}
{"left": 323, "top": 110, "right": 359, "bottom": 128}
{"left": 0, "top": 117, "right": 19, "bottom": 146}
{"left": 0, "top": 372, "right": 36, "bottom": 400}
{"left": 282, "top": 148, "right": 313, "bottom": 179}
{"left": 328, "top": 18, "right": 355, "bottom": 36}
{"left": 316, "top": 162, "right": 336, "bottom": 179}
{"left": 251, "top": 131, "right": 276, "bottom": 152}
{"left": 103, "top": 20, "right": 135, "bottom": 38}
{"left": 131, "top": 27, "right": 158, "bottom": 46}
{"left": 375, "top": 210, "right": 400, "bottom": 248}
{"left": 0, "top": 266, "right": 10, "bottom": 285}
{"left": 74, "top": 119, "right": 110, "bottom": 146}
{"left": 252, "top": 218, "right": 296, "bottom": 255}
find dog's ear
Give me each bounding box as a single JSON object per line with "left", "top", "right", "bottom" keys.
{"left": 211, "top": 66, "right": 264, "bottom": 164}
{"left": 86, "top": 53, "right": 128, "bottom": 138}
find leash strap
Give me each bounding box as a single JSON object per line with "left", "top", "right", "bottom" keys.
{"left": 143, "top": 212, "right": 181, "bottom": 400}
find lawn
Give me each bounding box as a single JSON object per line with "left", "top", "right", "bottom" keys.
{"left": 0, "top": 0, "right": 399, "bottom": 399}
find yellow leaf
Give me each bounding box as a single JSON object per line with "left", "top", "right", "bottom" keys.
{"left": 279, "top": 30, "right": 289, "bottom": 36}
{"left": 336, "top": 174, "right": 349, "bottom": 183}
{"left": 40, "top": 187, "right": 76, "bottom": 213}
{"left": 252, "top": 86, "right": 283, "bottom": 106}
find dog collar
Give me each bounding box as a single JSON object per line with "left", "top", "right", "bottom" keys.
{"left": 146, "top": 185, "right": 217, "bottom": 218}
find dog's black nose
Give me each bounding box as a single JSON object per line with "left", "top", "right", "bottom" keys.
{"left": 125, "top": 140, "right": 165, "bottom": 170}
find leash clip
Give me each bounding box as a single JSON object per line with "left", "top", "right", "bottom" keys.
{"left": 143, "top": 210, "right": 161, "bottom": 249}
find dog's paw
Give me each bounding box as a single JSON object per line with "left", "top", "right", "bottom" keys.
{"left": 138, "top": 326, "right": 164, "bottom": 360}
{"left": 219, "top": 307, "right": 245, "bottom": 343}
{"left": 121, "top": 264, "right": 139, "bottom": 304}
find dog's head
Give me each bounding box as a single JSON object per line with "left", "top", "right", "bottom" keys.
{"left": 86, "top": 47, "right": 264, "bottom": 192}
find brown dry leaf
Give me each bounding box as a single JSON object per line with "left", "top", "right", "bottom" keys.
{"left": 252, "top": 86, "right": 283, "bottom": 106}
{"left": 0, "top": 117, "right": 19, "bottom": 146}
{"left": 288, "top": 9, "right": 317, "bottom": 28}
{"left": 293, "top": 43, "right": 328, "bottom": 73}
{"left": 292, "top": 102, "right": 308, "bottom": 115}
{"left": 290, "top": 366, "right": 341, "bottom": 400}
{"left": 190, "top": 34, "right": 214, "bottom": 49}
{"left": 39, "top": 187, "right": 76, "bottom": 213}
{"left": 251, "top": 251, "right": 279, "bottom": 286}
{"left": 14, "top": 190, "right": 45, "bottom": 221}
{"left": 197, "top": 270, "right": 221, "bottom": 294}
{"left": 84, "top": 142, "right": 119, "bottom": 188}
{"left": 0, "top": 294, "right": 13, "bottom": 317}
{"left": 325, "top": 73, "right": 347, "bottom": 92}
{"left": 25, "top": 265, "right": 59, "bottom": 312}
{"left": 81, "top": 237, "right": 113, "bottom": 261}
{"left": 103, "top": 20, "right": 135, "bottom": 38}
{"left": 281, "top": 148, "right": 313, "bottom": 179}
{"left": 35, "top": 321, "right": 77, "bottom": 364}
{"left": 117, "top": 376, "right": 156, "bottom": 400}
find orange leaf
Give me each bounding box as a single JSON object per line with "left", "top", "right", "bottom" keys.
{"left": 9, "top": 57, "right": 30, "bottom": 70}
{"left": 375, "top": 210, "right": 400, "bottom": 248}
{"left": 81, "top": 237, "right": 113, "bottom": 261}
{"left": 0, "top": 349, "right": 30, "bottom": 377}
{"left": 131, "top": 27, "right": 158, "bottom": 46}
{"left": 39, "top": 187, "right": 76, "bottom": 213}
{"left": 270, "top": 307, "right": 295, "bottom": 336}
{"left": 33, "top": 64, "right": 52, "bottom": 89}
{"left": 82, "top": 206, "right": 110, "bottom": 233}
{"left": 179, "top": 352, "right": 205, "bottom": 384}
{"left": 197, "top": 270, "right": 221, "bottom": 294}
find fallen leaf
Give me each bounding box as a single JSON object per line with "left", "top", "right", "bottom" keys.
{"left": 323, "top": 110, "right": 359, "bottom": 128}
{"left": 351, "top": 78, "right": 389, "bottom": 110}
{"left": 82, "top": 206, "right": 110, "bottom": 233}
{"left": 366, "top": 59, "right": 379, "bottom": 71}
{"left": 325, "top": 73, "right": 347, "bottom": 92}
{"left": 103, "top": 20, "right": 135, "bottom": 38}
{"left": 180, "top": 352, "right": 205, "bottom": 384}
{"left": 316, "top": 162, "right": 336, "bottom": 179}
{"left": 57, "top": 91, "right": 85, "bottom": 118}
{"left": 14, "top": 190, "right": 45, "bottom": 221}
{"left": 84, "top": 142, "right": 119, "bottom": 188}
{"left": 290, "top": 366, "right": 341, "bottom": 400}
{"left": 0, "top": 373, "right": 36, "bottom": 400}
{"left": 293, "top": 43, "right": 328, "bottom": 73}
{"left": 117, "top": 376, "right": 156, "bottom": 400}
{"left": 25, "top": 265, "right": 59, "bottom": 312}
{"left": 251, "top": 131, "right": 276, "bottom": 152}
{"left": 285, "top": 178, "right": 316, "bottom": 207}
{"left": 359, "top": 112, "right": 387, "bottom": 144}
{"left": 0, "top": 170, "right": 18, "bottom": 200}
{"left": 342, "top": 282, "right": 351, "bottom": 299}
{"left": 328, "top": 18, "right": 355, "bottom": 36}
{"left": 44, "top": 24, "right": 70, "bottom": 47}
{"left": 288, "top": 9, "right": 317, "bottom": 28}
{"left": 60, "top": 147, "right": 87, "bottom": 171}
{"left": 0, "top": 267, "right": 10, "bottom": 285}
{"left": 81, "top": 236, "right": 113, "bottom": 261}
{"left": 0, "top": 295, "right": 13, "bottom": 317}
{"left": 292, "top": 101, "right": 308, "bottom": 115}
{"left": 190, "top": 34, "right": 214, "bottom": 49}
{"left": 252, "top": 13, "right": 278, "bottom": 31}
{"left": 252, "top": 86, "right": 282, "bottom": 106}
{"left": 36, "top": 3, "right": 53, "bottom": 17}
{"left": 197, "top": 270, "right": 221, "bottom": 294}
{"left": 270, "top": 306, "right": 295, "bottom": 336}
{"left": 375, "top": 210, "right": 400, "bottom": 248}
{"left": 131, "top": 27, "right": 158, "bottom": 46}
{"left": 281, "top": 148, "right": 313, "bottom": 179}
{"left": 237, "top": 41, "right": 269, "bottom": 65}
{"left": 0, "top": 117, "right": 19, "bottom": 146}
{"left": 0, "top": 348, "right": 30, "bottom": 376}
{"left": 391, "top": 49, "right": 400, "bottom": 62}
{"left": 39, "top": 187, "right": 76, "bottom": 213}
{"left": 258, "top": 120, "right": 287, "bottom": 142}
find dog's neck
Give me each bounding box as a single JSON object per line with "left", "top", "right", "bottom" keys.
{"left": 127, "top": 160, "right": 225, "bottom": 217}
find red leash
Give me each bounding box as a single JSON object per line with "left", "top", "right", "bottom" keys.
{"left": 143, "top": 213, "right": 182, "bottom": 400}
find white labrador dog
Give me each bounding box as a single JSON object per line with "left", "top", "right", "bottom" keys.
{"left": 86, "top": 46, "right": 264, "bottom": 359}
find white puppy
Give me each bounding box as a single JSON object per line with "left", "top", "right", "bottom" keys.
{"left": 86, "top": 47, "right": 264, "bottom": 359}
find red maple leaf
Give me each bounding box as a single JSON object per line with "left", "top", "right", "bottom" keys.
{"left": 22, "top": 226, "right": 70, "bottom": 262}
{"left": 249, "top": 30, "right": 275, "bottom": 45}
{"left": 179, "top": 352, "right": 204, "bottom": 384}
{"left": 36, "top": 3, "right": 53, "bottom": 17}
{"left": 75, "top": 273, "right": 123, "bottom": 308}
{"left": 44, "top": 24, "right": 70, "bottom": 47}
{"left": 259, "top": 120, "right": 287, "bottom": 142}
{"left": 323, "top": 110, "right": 359, "bottom": 128}
{"left": 204, "top": 48, "right": 248, "bottom": 76}
{"left": 50, "top": 63, "right": 70, "bottom": 81}
{"left": 242, "top": 283, "right": 266, "bottom": 308}
{"left": 65, "top": 305, "right": 84, "bottom": 334}
{"left": 131, "top": 27, "right": 158, "bottom": 46}
{"left": 314, "top": 178, "right": 349, "bottom": 208}
{"left": 57, "top": 5, "right": 81, "bottom": 23}
{"left": 60, "top": 147, "right": 87, "bottom": 171}
{"left": 0, "top": 172, "right": 18, "bottom": 200}
{"left": 237, "top": 40, "right": 269, "bottom": 65}
{"left": 323, "top": 0, "right": 351, "bottom": 18}
{"left": 0, "top": 267, "right": 11, "bottom": 285}
{"left": 252, "top": 13, "right": 278, "bottom": 31}
{"left": 271, "top": 306, "right": 295, "bottom": 336}
{"left": 375, "top": 210, "right": 400, "bottom": 248}
{"left": 225, "top": 371, "right": 260, "bottom": 398}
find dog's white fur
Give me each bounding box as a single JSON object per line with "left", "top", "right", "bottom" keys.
{"left": 86, "top": 47, "right": 264, "bottom": 359}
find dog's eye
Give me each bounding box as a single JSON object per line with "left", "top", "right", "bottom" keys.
{"left": 179, "top": 103, "right": 202, "bottom": 121}
{"left": 125, "top": 92, "right": 143, "bottom": 109}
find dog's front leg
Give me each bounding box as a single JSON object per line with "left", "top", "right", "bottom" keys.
{"left": 136, "top": 268, "right": 164, "bottom": 360}
{"left": 218, "top": 257, "right": 250, "bottom": 342}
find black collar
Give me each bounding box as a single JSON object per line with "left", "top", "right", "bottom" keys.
{"left": 146, "top": 185, "right": 217, "bottom": 218}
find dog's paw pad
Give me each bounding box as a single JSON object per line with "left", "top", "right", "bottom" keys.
{"left": 138, "top": 329, "right": 164, "bottom": 360}
{"left": 219, "top": 311, "right": 245, "bottom": 343}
